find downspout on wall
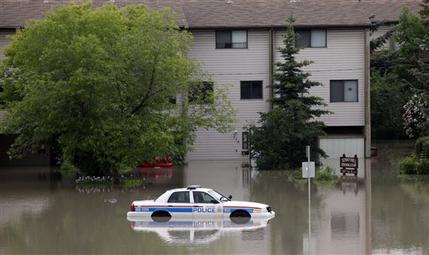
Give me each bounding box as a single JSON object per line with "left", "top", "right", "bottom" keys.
{"left": 364, "top": 28, "right": 372, "bottom": 158}
{"left": 268, "top": 28, "right": 274, "bottom": 110}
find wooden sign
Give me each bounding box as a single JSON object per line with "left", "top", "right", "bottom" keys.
{"left": 340, "top": 154, "right": 358, "bottom": 176}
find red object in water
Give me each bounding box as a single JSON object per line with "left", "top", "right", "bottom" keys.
{"left": 138, "top": 159, "right": 173, "bottom": 168}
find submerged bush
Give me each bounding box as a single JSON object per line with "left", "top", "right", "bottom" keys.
{"left": 416, "top": 158, "right": 429, "bottom": 175}
{"left": 316, "top": 166, "right": 337, "bottom": 182}
{"left": 415, "top": 136, "right": 429, "bottom": 157}
{"left": 75, "top": 175, "right": 145, "bottom": 189}
{"left": 400, "top": 154, "right": 419, "bottom": 174}
{"left": 399, "top": 154, "right": 429, "bottom": 175}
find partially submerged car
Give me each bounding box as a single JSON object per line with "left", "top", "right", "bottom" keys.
{"left": 127, "top": 185, "right": 275, "bottom": 221}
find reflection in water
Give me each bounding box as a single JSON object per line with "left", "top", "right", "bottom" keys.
{"left": 129, "top": 218, "right": 270, "bottom": 246}
{"left": 331, "top": 212, "right": 360, "bottom": 239}
{"left": 0, "top": 141, "right": 428, "bottom": 254}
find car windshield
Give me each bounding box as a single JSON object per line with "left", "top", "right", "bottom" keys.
{"left": 207, "top": 190, "right": 229, "bottom": 202}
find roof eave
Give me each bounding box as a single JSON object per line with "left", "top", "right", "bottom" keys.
{"left": 187, "top": 24, "right": 372, "bottom": 30}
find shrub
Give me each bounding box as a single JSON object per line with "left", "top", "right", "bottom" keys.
{"left": 316, "top": 166, "right": 337, "bottom": 182}
{"left": 415, "top": 136, "right": 429, "bottom": 157}
{"left": 400, "top": 154, "right": 419, "bottom": 174}
{"left": 416, "top": 157, "right": 429, "bottom": 175}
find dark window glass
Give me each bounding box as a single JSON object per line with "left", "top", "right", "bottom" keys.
{"left": 216, "top": 31, "right": 232, "bottom": 49}
{"left": 169, "top": 96, "right": 177, "bottom": 105}
{"left": 242, "top": 132, "right": 249, "bottom": 150}
{"left": 296, "top": 30, "right": 311, "bottom": 48}
{"left": 240, "top": 81, "right": 263, "bottom": 99}
{"left": 296, "top": 30, "right": 326, "bottom": 48}
{"left": 330, "top": 81, "right": 344, "bottom": 102}
{"left": 189, "top": 81, "right": 214, "bottom": 104}
{"left": 330, "top": 80, "right": 358, "bottom": 102}
{"left": 168, "top": 191, "right": 190, "bottom": 203}
{"left": 193, "top": 191, "right": 218, "bottom": 204}
{"left": 216, "top": 30, "right": 247, "bottom": 49}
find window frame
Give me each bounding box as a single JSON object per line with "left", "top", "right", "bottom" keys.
{"left": 215, "top": 30, "right": 248, "bottom": 49}
{"left": 192, "top": 191, "right": 219, "bottom": 204}
{"left": 167, "top": 191, "right": 191, "bottom": 203}
{"left": 329, "top": 80, "right": 359, "bottom": 103}
{"left": 240, "top": 80, "right": 263, "bottom": 100}
{"left": 295, "top": 29, "right": 327, "bottom": 48}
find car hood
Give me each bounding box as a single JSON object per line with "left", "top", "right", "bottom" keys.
{"left": 222, "top": 201, "right": 268, "bottom": 209}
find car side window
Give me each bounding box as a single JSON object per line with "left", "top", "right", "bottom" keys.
{"left": 168, "top": 191, "right": 190, "bottom": 203}
{"left": 193, "top": 191, "right": 218, "bottom": 204}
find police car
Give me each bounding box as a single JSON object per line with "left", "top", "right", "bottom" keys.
{"left": 127, "top": 185, "right": 275, "bottom": 221}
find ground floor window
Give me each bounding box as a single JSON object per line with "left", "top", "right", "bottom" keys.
{"left": 240, "top": 81, "right": 263, "bottom": 99}
{"left": 330, "top": 80, "right": 358, "bottom": 102}
{"left": 242, "top": 131, "right": 249, "bottom": 155}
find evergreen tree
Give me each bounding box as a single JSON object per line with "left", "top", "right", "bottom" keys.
{"left": 249, "top": 17, "right": 329, "bottom": 170}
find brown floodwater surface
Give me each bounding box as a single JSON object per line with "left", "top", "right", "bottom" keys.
{"left": 0, "top": 141, "right": 428, "bottom": 254}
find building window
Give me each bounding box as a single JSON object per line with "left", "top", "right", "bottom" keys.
{"left": 296, "top": 29, "right": 327, "bottom": 48}
{"left": 189, "top": 81, "right": 214, "bottom": 104}
{"left": 168, "top": 191, "right": 190, "bottom": 203}
{"left": 240, "top": 81, "right": 263, "bottom": 99}
{"left": 330, "top": 80, "right": 358, "bottom": 102}
{"left": 242, "top": 131, "right": 249, "bottom": 151}
{"left": 216, "top": 30, "right": 247, "bottom": 49}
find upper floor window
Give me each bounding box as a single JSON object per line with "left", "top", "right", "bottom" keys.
{"left": 330, "top": 80, "right": 358, "bottom": 102}
{"left": 216, "top": 30, "right": 247, "bottom": 49}
{"left": 168, "top": 191, "right": 190, "bottom": 203}
{"left": 296, "top": 29, "right": 326, "bottom": 48}
{"left": 241, "top": 81, "right": 263, "bottom": 99}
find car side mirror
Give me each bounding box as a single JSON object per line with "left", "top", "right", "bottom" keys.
{"left": 228, "top": 195, "right": 232, "bottom": 200}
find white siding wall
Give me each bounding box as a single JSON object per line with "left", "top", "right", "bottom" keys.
{"left": 319, "top": 136, "right": 365, "bottom": 178}
{"left": 275, "top": 29, "right": 365, "bottom": 126}
{"left": 187, "top": 30, "right": 270, "bottom": 159}
{"left": 188, "top": 29, "right": 367, "bottom": 159}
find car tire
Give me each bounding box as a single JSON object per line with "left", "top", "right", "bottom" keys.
{"left": 151, "top": 211, "right": 171, "bottom": 222}
{"left": 230, "top": 210, "right": 251, "bottom": 224}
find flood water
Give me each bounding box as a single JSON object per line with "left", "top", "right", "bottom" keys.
{"left": 0, "top": 141, "right": 428, "bottom": 254}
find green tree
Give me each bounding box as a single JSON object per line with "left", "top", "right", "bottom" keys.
{"left": 249, "top": 17, "right": 329, "bottom": 170}
{"left": 0, "top": 4, "right": 234, "bottom": 179}
{"left": 370, "top": 8, "right": 429, "bottom": 139}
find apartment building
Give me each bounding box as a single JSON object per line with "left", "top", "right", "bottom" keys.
{"left": 0, "top": 0, "right": 421, "bottom": 162}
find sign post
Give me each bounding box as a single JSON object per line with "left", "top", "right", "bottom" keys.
{"left": 302, "top": 145, "right": 314, "bottom": 254}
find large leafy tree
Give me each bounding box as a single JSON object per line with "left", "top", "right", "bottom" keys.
{"left": 249, "top": 17, "right": 329, "bottom": 170}
{"left": 0, "top": 4, "right": 234, "bottom": 179}
{"left": 370, "top": 7, "right": 429, "bottom": 138}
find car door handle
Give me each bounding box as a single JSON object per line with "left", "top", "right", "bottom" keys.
{"left": 193, "top": 205, "right": 201, "bottom": 207}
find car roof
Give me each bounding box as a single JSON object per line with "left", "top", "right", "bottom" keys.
{"left": 168, "top": 187, "right": 213, "bottom": 193}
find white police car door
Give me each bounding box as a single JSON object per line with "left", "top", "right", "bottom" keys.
{"left": 192, "top": 191, "right": 222, "bottom": 217}
{"left": 166, "top": 191, "right": 192, "bottom": 218}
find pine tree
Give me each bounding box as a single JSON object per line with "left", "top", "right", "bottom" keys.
{"left": 272, "top": 17, "right": 329, "bottom": 117}
{"left": 249, "top": 17, "right": 329, "bottom": 170}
